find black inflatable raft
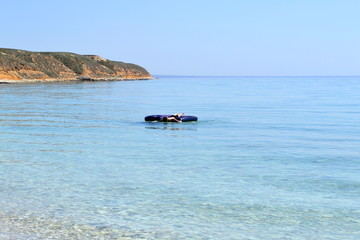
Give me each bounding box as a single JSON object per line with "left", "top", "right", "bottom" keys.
{"left": 145, "top": 115, "right": 198, "bottom": 122}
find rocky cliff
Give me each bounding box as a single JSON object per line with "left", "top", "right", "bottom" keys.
{"left": 0, "top": 48, "right": 152, "bottom": 82}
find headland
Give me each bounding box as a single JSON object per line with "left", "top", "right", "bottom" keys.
{"left": 0, "top": 48, "right": 152, "bottom": 83}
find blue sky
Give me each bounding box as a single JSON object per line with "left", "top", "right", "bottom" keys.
{"left": 1, "top": 0, "right": 359, "bottom": 76}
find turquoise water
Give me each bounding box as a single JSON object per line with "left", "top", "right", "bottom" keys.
{"left": 0, "top": 76, "right": 359, "bottom": 239}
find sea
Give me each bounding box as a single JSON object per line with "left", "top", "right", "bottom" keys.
{"left": 0, "top": 76, "right": 359, "bottom": 239}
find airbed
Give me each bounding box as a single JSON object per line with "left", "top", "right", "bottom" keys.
{"left": 145, "top": 115, "right": 198, "bottom": 122}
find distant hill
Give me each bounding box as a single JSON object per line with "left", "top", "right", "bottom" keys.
{"left": 0, "top": 48, "right": 152, "bottom": 82}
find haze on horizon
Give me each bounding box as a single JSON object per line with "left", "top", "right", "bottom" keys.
{"left": 1, "top": 0, "right": 359, "bottom": 76}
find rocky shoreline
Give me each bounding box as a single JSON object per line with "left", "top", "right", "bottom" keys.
{"left": 0, "top": 77, "right": 153, "bottom": 84}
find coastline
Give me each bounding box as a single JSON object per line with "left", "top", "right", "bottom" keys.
{"left": 0, "top": 77, "right": 154, "bottom": 84}
{"left": 0, "top": 48, "right": 154, "bottom": 84}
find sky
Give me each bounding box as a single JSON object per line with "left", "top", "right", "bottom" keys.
{"left": 1, "top": 0, "right": 359, "bottom": 76}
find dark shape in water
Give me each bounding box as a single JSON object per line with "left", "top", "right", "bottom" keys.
{"left": 145, "top": 115, "right": 198, "bottom": 122}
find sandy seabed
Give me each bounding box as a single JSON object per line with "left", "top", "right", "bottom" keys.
{"left": 0, "top": 212, "right": 165, "bottom": 240}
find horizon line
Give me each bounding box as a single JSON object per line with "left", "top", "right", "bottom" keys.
{"left": 152, "top": 74, "right": 360, "bottom": 78}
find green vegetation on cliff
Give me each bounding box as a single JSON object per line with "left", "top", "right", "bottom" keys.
{"left": 0, "top": 48, "right": 152, "bottom": 81}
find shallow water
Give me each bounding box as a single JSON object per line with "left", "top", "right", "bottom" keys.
{"left": 1, "top": 76, "right": 360, "bottom": 239}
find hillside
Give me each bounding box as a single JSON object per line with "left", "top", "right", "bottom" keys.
{"left": 0, "top": 48, "right": 152, "bottom": 82}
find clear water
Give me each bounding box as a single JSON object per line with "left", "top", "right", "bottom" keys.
{"left": 0, "top": 76, "right": 359, "bottom": 239}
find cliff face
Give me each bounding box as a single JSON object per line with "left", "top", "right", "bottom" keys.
{"left": 0, "top": 48, "right": 152, "bottom": 82}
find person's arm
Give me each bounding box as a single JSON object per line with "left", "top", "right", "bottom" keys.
{"left": 172, "top": 113, "right": 184, "bottom": 117}
{"left": 168, "top": 117, "right": 181, "bottom": 122}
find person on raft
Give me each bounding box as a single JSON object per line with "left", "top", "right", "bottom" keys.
{"left": 160, "top": 113, "right": 184, "bottom": 122}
